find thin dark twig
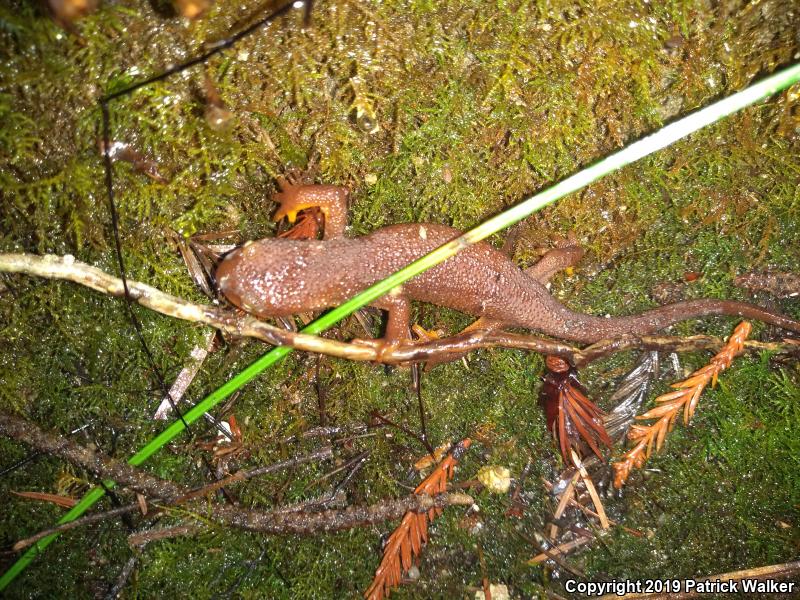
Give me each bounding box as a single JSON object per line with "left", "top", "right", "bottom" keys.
{"left": 99, "top": 2, "right": 298, "bottom": 103}
{"left": 0, "top": 451, "right": 42, "bottom": 478}
{"left": 281, "top": 424, "right": 369, "bottom": 443}
{"left": 128, "top": 524, "right": 201, "bottom": 548}
{"left": 0, "top": 421, "right": 92, "bottom": 478}
{"left": 414, "top": 368, "right": 433, "bottom": 455}
{"left": 217, "top": 545, "right": 269, "bottom": 600}
{"left": 174, "top": 446, "right": 334, "bottom": 504}
{"left": 370, "top": 412, "right": 433, "bottom": 455}
{"left": 300, "top": 450, "right": 370, "bottom": 499}
{"left": 105, "top": 553, "right": 139, "bottom": 600}
{"left": 13, "top": 504, "right": 142, "bottom": 551}
{"left": 199, "top": 455, "right": 238, "bottom": 505}
{"left": 325, "top": 451, "right": 369, "bottom": 505}
{"left": 315, "top": 356, "right": 327, "bottom": 426}
{"left": 94, "top": 2, "right": 305, "bottom": 446}
{"left": 100, "top": 103, "right": 196, "bottom": 438}
{"left": 99, "top": 479, "right": 138, "bottom": 531}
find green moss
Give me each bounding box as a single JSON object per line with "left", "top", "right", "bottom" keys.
{"left": 1, "top": 0, "right": 799, "bottom": 597}
{"left": 584, "top": 354, "right": 800, "bottom": 586}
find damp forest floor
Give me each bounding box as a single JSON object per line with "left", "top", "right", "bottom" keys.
{"left": 1, "top": 0, "right": 800, "bottom": 598}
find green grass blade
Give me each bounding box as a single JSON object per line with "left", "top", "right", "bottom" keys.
{"left": 0, "top": 487, "right": 108, "bottom": 589}
{"left": 2, "top": 62, "right": 798, "bottom": 592}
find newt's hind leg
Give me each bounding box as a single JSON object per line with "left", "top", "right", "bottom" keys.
{"left": 272, "top": 179, "right": 350, "bottom": 240}
{"left": 523, "top": 243, "right": 584, "bottom": 284}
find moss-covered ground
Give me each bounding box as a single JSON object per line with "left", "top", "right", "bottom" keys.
{"left": 1, "top": 0, "right": 799, "bottom": 597}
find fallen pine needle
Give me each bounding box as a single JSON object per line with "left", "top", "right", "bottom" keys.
{"left": 549, "top": 471, "right": 579, "bottom": 541}
{"left": 541, "top": 479, "right": 641, "bottom": 537}
{"left": 364, "top": 439, "right": 472, "bottom": 600}
{"left": 10, "top": 491, "right": 77, "bottom": 509}
{"left": 612, "top": 322, "right": 751, "bottom": 488}
{"left": 570, "top": 450, "right": 609, "bottom": 530}
{"left": 527, "top": 535, "right": 594, "bottom": 565}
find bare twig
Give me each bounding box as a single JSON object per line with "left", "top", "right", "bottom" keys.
{"left": 173, "top": 446, "right": 334, "bottom": 504}
{"left": 128, "top": 490, "right": 476, "bottom": 546}
{"left": 0, "top": 410, "right": 185, "bottom": 502}
{"left": 2, "top": 411, "right": 472, "bottom": 548}
{"left": 541, "top": 479, "right": 641, "bottom": 537}
{"left": 105, "top": 553, "right": 140, "bottom": 599}
{"left": 128, "top": 524, "right": 202, "bottom": 548}
{"left": 281, "top": 424, "right": 368, "bottom": 443}
{"left": 13, "top": 504, "right": 142, "bottom": 551}
{"left": 527, "top": 535, "right": 594, "bottom": 565}
{"left": 169, "top": 491, "right": 475, "bottom": 537}
{"left": 2, "top": 253, "right": 797, "bottom": 367}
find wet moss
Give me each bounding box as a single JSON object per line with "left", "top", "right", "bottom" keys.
{"left": 1, "top": 0, "right": 799, "bottom": 597}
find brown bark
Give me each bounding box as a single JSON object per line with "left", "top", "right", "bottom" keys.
{"left": 2, "top": 411, "right": 472, "bottom": 548}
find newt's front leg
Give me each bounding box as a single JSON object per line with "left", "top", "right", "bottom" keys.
{"left": 272, "top": 179, "right": 350, "bottom": 240}
{"left": 352, "top": 292, "right": 413, "bottom": 360}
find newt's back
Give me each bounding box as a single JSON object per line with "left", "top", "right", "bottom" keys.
{"left": 215, "top": 223, "right": 551, "bottom": 323}
{"left": 215, "top": 221, "right": 800, "bottom": 343}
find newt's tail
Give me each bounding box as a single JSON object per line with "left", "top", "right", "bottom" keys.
{"left": 539, "top": 297, "right": 800, "bottom": 343}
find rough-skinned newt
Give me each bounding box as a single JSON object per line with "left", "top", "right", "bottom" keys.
{"left": 215, "top": 181, "right": 800, "bottom": 346}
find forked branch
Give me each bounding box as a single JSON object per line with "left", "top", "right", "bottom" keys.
{"left": 2, "top": 253, "right": 797, "bottom": 366}
{"left": 0, "top": 411, "right": 473, "bottom": 547}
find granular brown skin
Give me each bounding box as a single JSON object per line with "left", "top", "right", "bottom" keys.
{"left": 215, "top": 185, "right": 800, "bottom": 344}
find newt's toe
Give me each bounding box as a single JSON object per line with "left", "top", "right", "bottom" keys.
{"left": 272, "top": 184, "right": 332, "bottom": 226}
{"left": 411, "top": 324, "right": 445, "bottom": 342}
{"left": 273, "top": 196, "right": 314, "bottom": 223}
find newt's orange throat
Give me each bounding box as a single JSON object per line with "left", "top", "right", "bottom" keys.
{"left": 216, "top": 183, "right": 800, "bottom": 346}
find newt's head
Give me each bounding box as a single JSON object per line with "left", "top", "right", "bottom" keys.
{"left": 215, "top": 238, "right": 342, "bottom": 318}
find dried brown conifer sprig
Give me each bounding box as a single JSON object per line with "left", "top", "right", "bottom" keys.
{"left": 612, "top": 322, "right": 751, "bottom": 488}
{"left": 540, "top": 356, "right": 612, "bottom": 463}
{"left": 364, "top": 439, "right": 472, "bottom": 600}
